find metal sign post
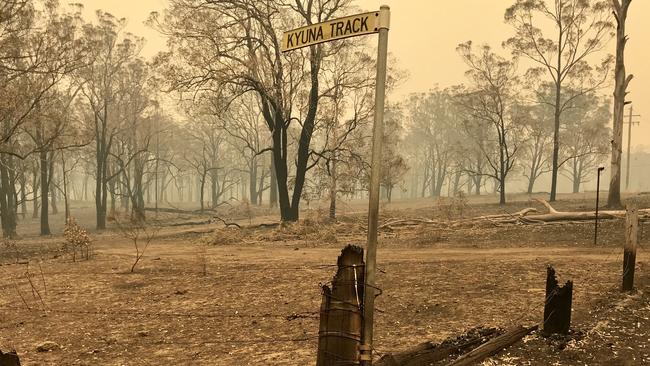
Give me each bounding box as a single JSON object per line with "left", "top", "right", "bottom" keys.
{"left": 281, "top": 6, "right": 390, "bottom": 365}
{"left": 360, "top": 6, "right": 390, "bottom": 365}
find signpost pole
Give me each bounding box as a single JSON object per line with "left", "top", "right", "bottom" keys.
{"left": 360, "top": 5, "right": 390, "bottom": 365}
{"left": 279, "top": 7, "right": 391, "bottom": 364}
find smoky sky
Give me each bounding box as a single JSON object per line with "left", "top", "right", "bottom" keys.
{"left": 77, "top": 0, "right": 650, "bottom": 150}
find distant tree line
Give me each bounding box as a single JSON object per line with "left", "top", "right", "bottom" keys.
{"left": 0, "top": 0, "right": 631, "bottom": 238}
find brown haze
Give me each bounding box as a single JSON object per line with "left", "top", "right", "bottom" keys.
{"left": 78, "top": 0, "right": 650, "bottom": 149}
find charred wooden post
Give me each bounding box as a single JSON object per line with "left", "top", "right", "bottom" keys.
{"left": 445, "top": 325, "right": 537, "bottom": 366}
{"left": 375, "top": 328, "right": 500, "bottom": 366}
{"left": 543, "top": 266, "right": 573, "bottom": 336}
{"left": 622, "top": 204, "right": 638, "bottom": 292}
{"left": 0, "top": 350, "right": 21, "bottom": 366}
{"left": 317, "top": 245, "right": 365, "bottom": 366}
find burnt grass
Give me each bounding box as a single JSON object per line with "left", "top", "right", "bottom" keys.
{"left": 0, "top": 193, "right": 649, "bottom": 365}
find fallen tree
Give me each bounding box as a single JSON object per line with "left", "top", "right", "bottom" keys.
{"left": 381, "top": 199, "right": 650, "bottom": 229}
{"left": 375, "top": 325, "right": 537, "bottom": 366}
{"left": 375, "top": 328, "right": 500, "bottom": 366}
{"left": 445, "top": 325, "right": 538, "bottom": 366}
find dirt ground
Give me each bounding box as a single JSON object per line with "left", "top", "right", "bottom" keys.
{"left": 1, "top": 192, "right": 649, "bottom": 365}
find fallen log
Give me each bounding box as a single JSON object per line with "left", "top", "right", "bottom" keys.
{"left": 380, "top": 199, "right": 649, "bottom": 229}
{"left": 164, "top": 219, "right": 212, "bottom": 227}
{"left": 211, "top": 216, "right": 242, "bottom": 228}
{"left": 444, "top": 325, "right": 538, "bottom": 366}
{"left": 379, "top": 218, "right": 440, "bottom": 230}
{"left": 376, "top": 328, "right": 500, "bottom": 366}
{"left": 143, "top": 206, "right": 228, "bottom": 215}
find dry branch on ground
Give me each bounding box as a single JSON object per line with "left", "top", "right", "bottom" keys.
{"left": 379, "top": 199, "right": 650, "bottom": 230}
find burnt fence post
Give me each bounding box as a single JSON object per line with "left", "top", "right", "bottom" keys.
{"left": 543, "top": 266, "right": 573, "bottom": 336}
{"left": 622, "top": 204, "right": 638, "bottom": 292}
{"left": 317, "top": 245, "right": 365, "bottom": 366}
{"left": 0, "top": 349, "right": 21, "bottom": 366}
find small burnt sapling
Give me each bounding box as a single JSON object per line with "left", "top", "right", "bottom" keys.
{"left": 63, "top": 218, "right": 92, "bottom": 262}
{"left": 113, "top": 216, "right": 157, "bottom": 273}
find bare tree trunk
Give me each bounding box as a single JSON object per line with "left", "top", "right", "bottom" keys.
{"left": 210, "top": 170, "right": 218, "bottom": 208}
{"left": 257, "top": 167, "right": 266, "bottom": 206}
{"left": 20, "top": 176, "right": 26, "bottom": 220}
{"left": 32, "top": 164, "right": 39, "bottom": 219}
{"left": 199, "top": 171, "right": 206, "bottom": 212}
{"left": 61, "top": 153, "right": 70, "bottom": 221}
{"left": 329, "top": 154, "right": 337, "bottom": 220}
{"left": 608, "top": 0, "right": 633, "bottom": 209}
{"left": 272, "top": 121, "right": 294, "bottom": 220}
{"left": 269, "top": 157, "right": 277, "bottom": 208}
{"left": 186, "top": 175, "right": 192, "bottom": 203}
{"left": 96, "top": 150, "right": 107, "bottom": 230}
{"left": 9, "top": 167, "right": 18, "bottom": 225}
{"left": 49, "top": 157, "right": 58, "bottom": 215}
{"left": 82, "top": 173, "right": 88, "bottom": 201}
{"left": 499, "top": 143, "right": 507, "bottom": 205}
{"left": 0, "top": 156, "right": 18, "bottom": 238}
{"left": 131, "top": 162, "right": 145, "bottom": 222}
{"left": 40, "top": 150, "right": 50, "bottom": 235}
{"left": 249, "top": 160, "right": 258, "bottom": 205}
{"left": 571, "top": 159, "right": 582, "bottom": 194}
{"left": 176, "top": 176, "right": 183, "bottom": 203}
{"left": 452, "top": 170, "right": 461, "bottom": 195}
{"left": 527, "top": 162, "right": 538, "bottom": 194}
{"left": 108, "top": 164, "right": 117, "bottom": 217}
{"left": 421, "top": 164, "right": 429, "bottom": 198}
{"left": 550, "top": 83, "right": 561, "bottom": 202}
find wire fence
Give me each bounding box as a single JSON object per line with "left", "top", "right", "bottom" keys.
{"left": 2, "top": 213, "right": 648, "bottom": 355}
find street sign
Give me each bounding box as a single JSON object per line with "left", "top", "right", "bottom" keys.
{"left": 281, "top": 11, "right": 379, "bottom": 52}
{"left": 281, "top": 6, "right": 390, "bottom": 365}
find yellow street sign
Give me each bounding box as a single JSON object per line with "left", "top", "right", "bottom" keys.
{"left": 281, "top": 11, "right": 379, "bottom": 52}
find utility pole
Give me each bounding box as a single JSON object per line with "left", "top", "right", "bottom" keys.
{"left": 624, "top": 104, "right": 641, "bottom": 191}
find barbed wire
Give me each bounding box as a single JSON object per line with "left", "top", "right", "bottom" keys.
{"left": 0, "top": 304, "right": 319, "bottom": 321}
{"left": 105, "top": 335, "right": 320, "bottom": 346}
{"left": 0, "top": 263, "right": 387, "bottom": 277}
